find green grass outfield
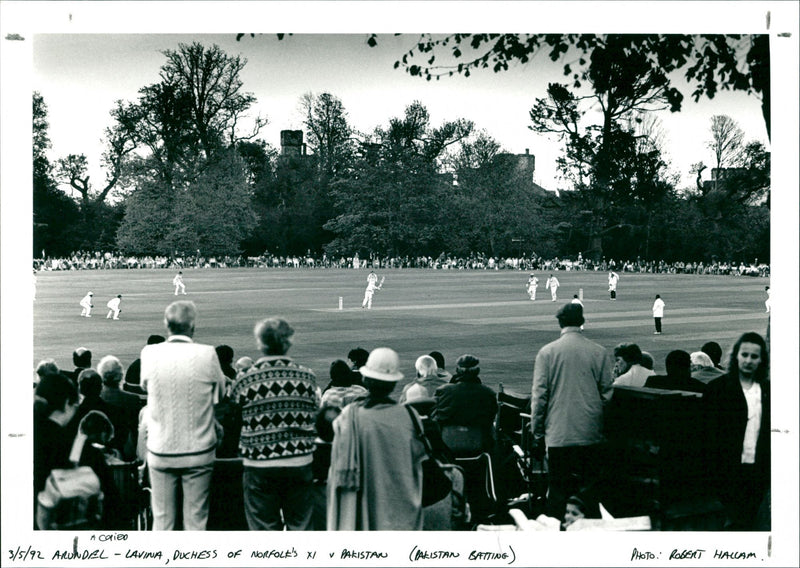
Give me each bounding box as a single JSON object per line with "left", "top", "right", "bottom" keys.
{"left": 34, "top": 268, "right": 770, "bottom": 394}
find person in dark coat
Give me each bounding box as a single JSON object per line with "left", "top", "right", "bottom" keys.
{"left": 65, "top": 347, "right": 92, "bottom": 385}
{"left": 645, "top": 350, "right": 707, "bottom": 394}
{"left": 123, "top": 335, "right": 165, "bottom": 399}
{"left": 432, "top": 354, "right": 498, "bottom": 455}
{"left": 703, "top": 332, "right": 770, "bottom": 531}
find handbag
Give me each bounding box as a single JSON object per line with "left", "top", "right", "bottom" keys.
{"left": 36, "top": 433, "right": 104, "bottom": 530}
{"left": 406, "top": 406, "right": 452, "bottom": 506}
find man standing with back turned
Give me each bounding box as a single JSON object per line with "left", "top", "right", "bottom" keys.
{"left": 530, "top": 303, "right": 614, "bottom": 519}
{"left": 230, "top": 317, "right": 319, "bottom": 530}
{"left": 141, "top": 301, "right": 225, "bottom": 530}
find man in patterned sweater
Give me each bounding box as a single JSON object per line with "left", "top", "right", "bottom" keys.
{"left": 230, "top": 317, "right": 319, "bottom": 530}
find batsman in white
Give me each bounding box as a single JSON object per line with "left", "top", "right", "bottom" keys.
{"left": 106, "top": 294, "right": 122, "bottom": 320}
{"left": 80, "top": 291, "right": 94, "bottom": 317}
{"left": 526, "top": 274, "right": 539, "bottom": 300}
{"left": 545, "top": 274, "right": 560, "bottom": 301}
{"left": 361, "top": 271, "right": 383, "bottom": 309}
{"left": 173, "top": 271, "right": 187, "bottom": 295}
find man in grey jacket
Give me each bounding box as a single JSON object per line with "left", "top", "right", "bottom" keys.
{"left": 531, "top": 302, "right": 614, "bottom": 518}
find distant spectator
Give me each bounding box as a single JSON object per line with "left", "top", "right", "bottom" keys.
{"left": 645, "top": 350, "right": 707, "bottom": 393}
{"left": 347, "top": 347, "right": 369, "bottom": 386}
{"left": 75, "top": 369, "right": 113, "bottom": 428}
{"left": 640, "top": 351, "right": 655, "bottom": 371}
{"left": 612, "top": 343, "right": 655, "bottom": 388}
{"left": 65, "top": 347, "right": 92, "bottom": 384}
{"left": 704, "top": 332, "right": 770, "bottom": 530}
{"left": 320, "top": 359, "right": 367, "bottom": 408}
{"left": 399, "top": 355, "right": 448, "bottom": 403}
{"left": 428, "top": 351, "right": 453, "bottom": 383}
{"left": 328, "top": 347, "right": 426, "bottom": 530}
{"left": 701, "top": 341, "right": 725, "bottom": 370}
{"left": 230, "top": 317, "right": 318, "bottom": 531}
{"left": 234, "top": 356, "right": 254, "bottom": 377}
{"left": 690, "top": 351, "right": 725, "bottom": 384}
{"left": 124, "top": 335, "right": 165, "bottom": 398}
{"left": 215, "top": 345, "right": 237, "bottom": 390}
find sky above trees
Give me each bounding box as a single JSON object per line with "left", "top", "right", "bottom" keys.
{"left": 31, "top": 31, "right": 769, "bottom": 197}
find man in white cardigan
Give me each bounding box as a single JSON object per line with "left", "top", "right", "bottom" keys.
{"left": 141, "top": 301, "right": 225, "bottom": 530}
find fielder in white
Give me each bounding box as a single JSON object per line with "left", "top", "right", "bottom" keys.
{"left": 526, "top": 274, "right": 539, "bottom": 300}
{"left": 608, "top": 271, "right": 619, "bottom": 300}
{"left": 764, "top": 285, "right": 771, "bottom": 313}
{"left": 361, "top": 271, "right": 383, "bottom": 309}
{"left": 106, "top": 294, "right": 122, "bottom": 320}
{"left": 80, "top": 291, "right": 94, "bottom": 317}
{"left": 173, "top": 271, "right": 187, "bottom": 295}
{"left": 545, "top": 274, "right": 560, "bottom": 301}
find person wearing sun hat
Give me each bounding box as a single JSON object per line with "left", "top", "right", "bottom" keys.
{"left": 327, "top": 347, "right": 427, "bottom": 530}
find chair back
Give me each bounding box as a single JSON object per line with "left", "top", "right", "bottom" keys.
{"left": 441, "top": 424, "right": 486, "bottom": 458}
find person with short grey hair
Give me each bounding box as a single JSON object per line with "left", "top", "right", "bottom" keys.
{"left": 399, "top": 355, "right": 448, "bottom": 403}
{"left": 141, "top": 301, "right": 225, "bottom": 530}
{"left": 690, "top": 351, "right": 725, "bottom": 384}
{"left": 230, "top": 316, "right": 319, "bottom": 531}
{"left": 97, "top": 354, "right": 141, "bottom": 460}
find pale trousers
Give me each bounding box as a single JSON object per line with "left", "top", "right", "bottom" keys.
{"left": 149, "top": 463, "right": 214, "bottom": 530}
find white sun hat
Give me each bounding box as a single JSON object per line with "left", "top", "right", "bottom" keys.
{"left": 360, "top": 347, "right": 404, "bottom": 382}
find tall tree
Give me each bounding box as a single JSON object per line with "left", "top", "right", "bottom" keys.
{"left": 707, "top": 114, "right": 746, "bottom": 174}
{"left": 159, "top": 42, "right": 266, "bottom": 159}
{"left": 324, "top": 102, "right": 473, "bottom": 257}
{"left": 300, "top": 92, "right": 355, "bottom": 179}
{"left": 381, "top": 33, "right": 769, "bottom": 138}
{"left": 33, "top": 92, "right": 81, "bottom": 256}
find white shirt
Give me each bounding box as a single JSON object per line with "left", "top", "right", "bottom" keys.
{"left": 613, "top": 364, "right": 656, "bottom": 388}
{"left": 173, "top": 274, "right": 183, "bottom": 285}
{"left": 652, "top": 298, "right": 665, "bottom": 318}
{"left": 740, "top": 381, "right": 762, "bottom": 464}
{"left": 367, "top": 273, "right": 378, "bottom": 284}
{"left": 107, "top": 297, "right": 121, "bottom": 310}
{"left": 546, "top": 276, "right": 559, "bottom": 289}
{"left": 608, "top": 273, "right": 619, "bottom": 289}
{"left": 80, "top": 294, "right": 93, "bottom": 306}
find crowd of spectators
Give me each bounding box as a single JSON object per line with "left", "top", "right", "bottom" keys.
{"left": 33, "top": 301, "right": 770, "bottom": 532}
{"left": 34, "top": 250, "right": 770, "bottom": 277}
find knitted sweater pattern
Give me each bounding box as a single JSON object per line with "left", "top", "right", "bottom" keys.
{"left": 232, "top": 356, "right": 318, "bottom": 461}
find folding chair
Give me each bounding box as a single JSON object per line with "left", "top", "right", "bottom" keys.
{"left": 495, "top": 385, "right": 531, "bottom": 447}
{"left": 453, "top": 452, "right": 498, "bottom": 525}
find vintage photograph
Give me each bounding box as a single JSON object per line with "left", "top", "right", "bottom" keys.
{"left": 2, "top": 2, "right": 798, "bottom": 566}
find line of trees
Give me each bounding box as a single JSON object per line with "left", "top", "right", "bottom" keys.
{"left": 33, "top": 37, "right": 770, "bottom": 263}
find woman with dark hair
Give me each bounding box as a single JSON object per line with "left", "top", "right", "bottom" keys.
{"left": 34, "top": 373, "right": 81, "bottom": 498}
{"left": 704, "top": 331, "right": 770, "bottom": 530}
{"left": 327, "top": 348, "right": 426, "bottom": 530}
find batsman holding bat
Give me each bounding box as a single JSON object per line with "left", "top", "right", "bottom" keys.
{"left": 361, "top": 271, "right": 384, "bottom": 309}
